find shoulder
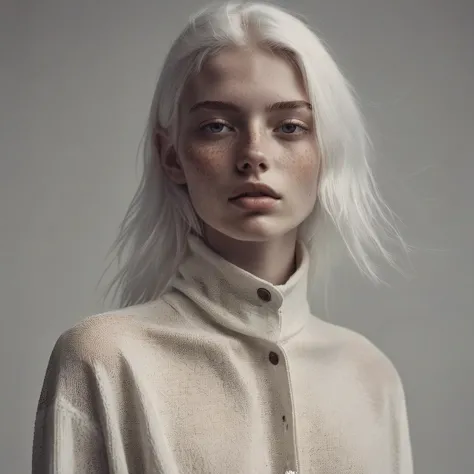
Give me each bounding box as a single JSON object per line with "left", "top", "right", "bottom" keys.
{"left": 47, "top": 301, "right": 174, "bottom": 381}
{"left": 54, "top": 300, "right": 172, "bottom": 365}
{"left": 318, "top": 318, "right": 404, "bottom": 396}
{"left": 330, "top": 324, "right": 411, "bottom": 423}
{"left": 38, "top": 301, "right": 171, "bottom": 410}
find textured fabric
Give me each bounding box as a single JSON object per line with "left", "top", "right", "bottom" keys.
{"left": 32, "top": 232, "right": 414, "bottom": 473}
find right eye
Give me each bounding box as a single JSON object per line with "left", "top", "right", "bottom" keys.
{"left": 200, "top": 121, "right": 233, "bottom": 134}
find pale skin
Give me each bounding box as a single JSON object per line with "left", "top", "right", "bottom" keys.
{"left": 157, "top": 46, "right": 321, "bottom": 285}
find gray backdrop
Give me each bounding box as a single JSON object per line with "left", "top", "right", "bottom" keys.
{"left": 1, "top": 0, "right": 473, "bottom": 473}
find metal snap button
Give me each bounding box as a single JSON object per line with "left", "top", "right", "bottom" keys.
{"left": 269, "top": 351, "right": 279, "bottom": 365}
{"left": 257, "top": 287, "right": 271, "bottom": 302}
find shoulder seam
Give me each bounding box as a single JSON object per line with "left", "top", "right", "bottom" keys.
{"left": 39, "top": 395, "right": 102, "bottom": 439}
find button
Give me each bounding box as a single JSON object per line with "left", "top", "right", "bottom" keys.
{"left": 269, "top": 351, "right": 279, "bottom": 365}
{"left": 257, "top": 287, "right": 272, "bottom": 302}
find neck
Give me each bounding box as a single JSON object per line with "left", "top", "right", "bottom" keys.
{"left": 201, "top": 226, "right": 299, "bottom": 285}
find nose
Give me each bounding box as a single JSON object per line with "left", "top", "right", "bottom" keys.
{"left": 236, "top": 125, "right": 270, "bottom": 172}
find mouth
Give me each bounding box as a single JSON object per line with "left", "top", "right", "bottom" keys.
{"left": 229, "top": 195, "right": 280, "bottom": 211}
{"left": 229, "top": 182, "right": 282, "bottom": 200}
{"left": 229, "top": 192, "right": 282, "bottom": 201}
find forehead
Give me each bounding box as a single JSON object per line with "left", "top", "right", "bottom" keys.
{"left": 180, "top": 47, "right": 308, "bottom": 109}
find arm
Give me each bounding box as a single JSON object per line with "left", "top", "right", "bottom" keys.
{"left": 32, "top": 328, "right": 110, "bottom": 474}
{"left": 391, "top": 377, "right": 414, "bottom": 474}
{"left": 32, "top": 396, "right": 109, "bottom": 473}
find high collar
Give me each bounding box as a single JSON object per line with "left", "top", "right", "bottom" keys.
{"left": 170, "top": 232, "right": 312, "bottom": 343}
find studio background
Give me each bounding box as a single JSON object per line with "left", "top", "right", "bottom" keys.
{"left": 1, "top": 0, "right": 473, "bottom": 472}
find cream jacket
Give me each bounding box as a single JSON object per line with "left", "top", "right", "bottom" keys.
{"left": 32, "top": 233, "right": 414, "bottom": 473}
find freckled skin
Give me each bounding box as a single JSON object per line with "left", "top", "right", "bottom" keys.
{"left": 159, "top": 46, "right": 321, "bottom": 284}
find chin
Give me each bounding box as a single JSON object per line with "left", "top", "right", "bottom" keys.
{"left": 227, "top": 232, "right": 276, "bottom": 242}
{"left": 205, "top": 220, "right": 296, "bottom": 244}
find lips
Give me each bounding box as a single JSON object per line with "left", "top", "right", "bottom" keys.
{"left": 232, "top": 192, "right": 272, "bottom": 199}
{"left": 230, "top": 183, "right": 281, "bottom": 200}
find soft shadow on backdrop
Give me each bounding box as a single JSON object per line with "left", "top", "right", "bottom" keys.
{"left": 1, "top": 0, "right": 473, "bottom": 473}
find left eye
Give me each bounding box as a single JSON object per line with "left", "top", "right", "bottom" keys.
{"left": 279, "top": 123, "right": 306, "bottom": 134}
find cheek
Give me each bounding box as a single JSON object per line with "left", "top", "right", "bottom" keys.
{"left": 287, "top": 148, "right": 321, "bottom": 192}
{"left": 181, "top": 142, "right": 228, "bottom": 182}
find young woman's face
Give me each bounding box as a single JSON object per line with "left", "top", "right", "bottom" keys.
{"left": 162, "top": 46, "right": 321, "bottom": 243}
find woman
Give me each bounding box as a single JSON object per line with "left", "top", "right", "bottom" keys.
{"left": 32, "top": 2, "right": 414, "bottom": 473}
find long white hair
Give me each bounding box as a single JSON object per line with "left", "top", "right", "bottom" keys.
{"left": 102, "top": 1, "right": 408, "bottom": 311}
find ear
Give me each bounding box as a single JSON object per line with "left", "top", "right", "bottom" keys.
{"left": 154, "top": 126, "right": 187, "bottom": 186}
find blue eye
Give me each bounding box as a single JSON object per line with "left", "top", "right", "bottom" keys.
{"left": 200, "top": 121, "right": 308, "bottom": 135}
{"left": 201, "top": 122, "right": 231, "bottom": 133}
{"left": 279, "top": 122, "right": 307, "bottom": 134}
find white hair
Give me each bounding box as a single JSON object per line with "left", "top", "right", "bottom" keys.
{"left": 102, "top": 1, "right": 408, "bottom": 311}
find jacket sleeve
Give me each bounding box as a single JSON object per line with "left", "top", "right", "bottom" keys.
{"left": 32, "top": 395, "right": 109, "bottom": 473}
{"left": 392, "top": 377, "right": 414, "bottom": 474}
{"left": 32, "top": 328, "right": 110, "bottom": 474}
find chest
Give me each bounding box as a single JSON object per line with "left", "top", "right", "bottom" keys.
{"left": 100, "top": 337, "right": 392, "bottom": 474}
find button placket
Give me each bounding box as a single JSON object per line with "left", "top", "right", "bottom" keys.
{"left": 257, "top": 286, "right": 296, "bottom": 473}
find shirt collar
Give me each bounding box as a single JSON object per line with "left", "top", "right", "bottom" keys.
{"left": 170, "top": 232, "right": 312, "bottom": 342}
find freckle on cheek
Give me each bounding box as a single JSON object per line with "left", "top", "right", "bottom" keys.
{"left": 295, "top": 151, "right": 320, "bottom": 183}
{"left": 186, "top": 150, "right": 225, "bottom": 180}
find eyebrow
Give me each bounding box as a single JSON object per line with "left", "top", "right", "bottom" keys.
{"left": 189, "top": 100, "right": 312, "bottom": 113}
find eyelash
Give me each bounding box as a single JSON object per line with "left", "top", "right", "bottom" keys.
{"left": 199, "top": 120, "right": 309, "bottom": 135}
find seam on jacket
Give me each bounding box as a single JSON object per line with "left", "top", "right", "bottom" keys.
{"left": 38, "top": 395, "right": 103, "bottom": 439}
